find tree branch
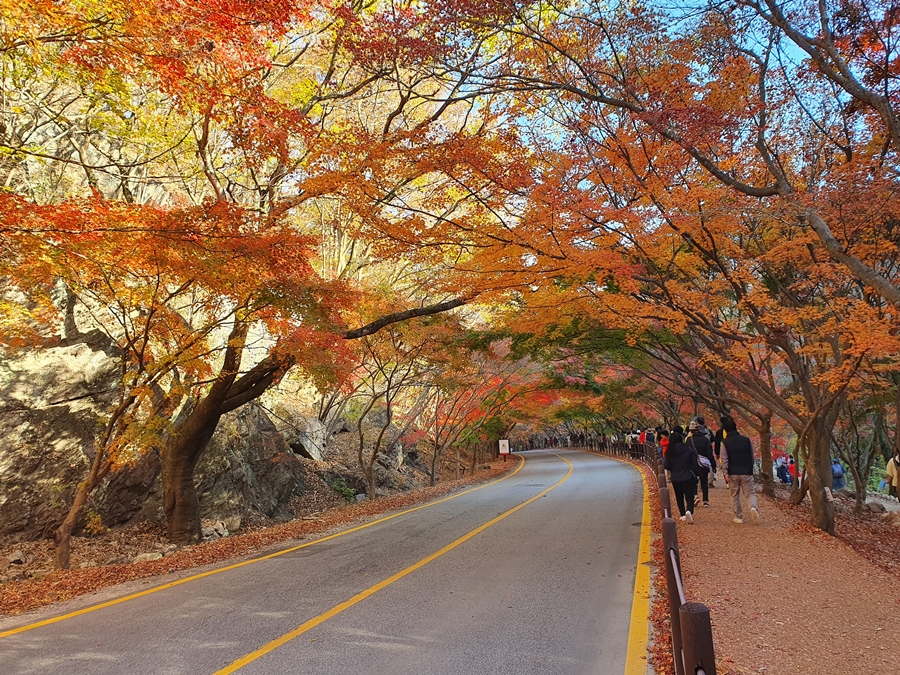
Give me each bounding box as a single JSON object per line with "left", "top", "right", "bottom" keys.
{"left": 343, "top": 296, "right": 474, "bottom": 340}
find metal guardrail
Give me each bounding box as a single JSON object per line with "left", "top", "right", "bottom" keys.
{"left": 588, "top": 440, "right": 717, "bottom": 675}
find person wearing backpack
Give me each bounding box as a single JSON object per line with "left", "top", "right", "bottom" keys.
{"left": 687, "top": 420, "right": 716, "bottom": 507}
{"left": 831, "top": 458, "right": 846, "bottom": 491}
{"left": 663, "top": 429, "right": 702, "bottom": 524}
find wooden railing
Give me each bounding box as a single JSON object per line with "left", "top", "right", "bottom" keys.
{"left": 588, "top": 440, "right": 717, "bottom": 675}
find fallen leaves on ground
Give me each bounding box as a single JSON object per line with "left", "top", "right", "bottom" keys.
{"left": 678, "top": 481, "right": 900, "bottom": 675}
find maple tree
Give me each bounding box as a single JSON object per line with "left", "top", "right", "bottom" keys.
{"left": 1, "top": 0, "right": 512, "bottom": 560}
{"left": 5, "top": 0, "right": 900, "bottom": 557}
{"left": 413, "top": 338, "right": 543, "bottom": 484}
{"left": 376, "top": 0, "right": 900, "bottom": 535}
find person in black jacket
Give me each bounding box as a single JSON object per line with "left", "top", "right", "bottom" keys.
{"left": 663, "top": 429, "right": 702, "bottom": 524}
{"left": 687, "top": 421, "right": 716, "bottom": 507}
{"left": 721, "top": 418, "right": 760, "bottom": 524}
{"left": 713, "top": 415, "right": 732, "bottom": 461}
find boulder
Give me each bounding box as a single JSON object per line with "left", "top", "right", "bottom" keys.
{"left": 866, "top": 501, "right": 887, "bottom": 513}
{"left": 270, "top": 400, "right": 327, "bottom": 461}
{"left": 331, "top": 416, "right": 352, "bottom": 434}
{"left": 836, "top": 488, "right": 856, "bottom": 500}
{"left": 0, "top": 340, "right": 120, "bottom": 541}
{"left": 1, "top": 337, "right": 309, "bottom": 541}
{"left": 93, "top": 451, "right": 163, "bottom": 528}
{"left": 110, "top": 405, "right": 309, "bottom": 530}
{"left": 194, "top": 404, "right": 307, "bottom": 524}
{"left": 132, "top": 552, "right": 163, "bottom": 563}
{"left": 378, "top": 442, "right": 405, "bottom": 472}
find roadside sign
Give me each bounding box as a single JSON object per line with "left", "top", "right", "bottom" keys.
{"left": 499, "top": 439, "right": 510, "bottom": 454}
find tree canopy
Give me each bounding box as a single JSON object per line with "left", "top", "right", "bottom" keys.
{"left": 3, "top": 0, "right": 900, "bottom": 551}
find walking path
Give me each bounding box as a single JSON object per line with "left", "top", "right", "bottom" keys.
{"left": 675, "top": 479, "right": 900, "bottom": 674}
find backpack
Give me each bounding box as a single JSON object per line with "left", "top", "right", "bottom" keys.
{"left": 831, "top": 463, "right": 844, "bottom": 478}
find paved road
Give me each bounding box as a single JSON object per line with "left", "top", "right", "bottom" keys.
{"left": 0, "top": 450, "right": 648, "bottom": 675}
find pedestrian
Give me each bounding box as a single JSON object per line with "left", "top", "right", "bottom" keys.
{"left": 659, "top": 429, "right": 670, "bottom": 457}
{"left": 776, "top": 462, "right": 791, "bottom": 484}
{"left": 694, "top": 416, "right": 714, "bottom": 444}
{"left": 831, "top": 458, "right": 846, "bottom": 491}
{"left": 687, "top": 420, "right": 716, "bottom": 507}
{"left": 663, "top": 428, "right": 701, "bottom": 524}
{"left": 721, "top": 418, "right": 760, "bottom": 524}
{"left": 645, "top": 427, "right": 656, "bottom": 447}
{"left": 886, "top": 450, "right": 900, "bottom": 499}
{"left": 713, "top": 415, "right": 732, "bottom": 462}
{"left": 694, "top": 416, "right": 715, "bottom": 486}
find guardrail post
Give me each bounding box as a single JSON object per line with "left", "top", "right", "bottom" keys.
{"left": 658, "top": 470, "right": 667, "bottom": 488}
{"left": 662, "top": 518, "right": 686, "bottom": 675}
{"left": 659, "top": 486, "right": 672, "bottom": 519}
{"left": 680, "top": 602, "right": 716, "bottom": 675}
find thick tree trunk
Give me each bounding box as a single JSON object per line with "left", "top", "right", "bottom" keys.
{"left": 161, "top": 403, "right": 222, "bottom": 544}
{"left": 161, "top": 449, "right": 202, "bottom": 544}
{"left": 758, "top": 412, "right": 775, "bottom": 498}
{"left": 805, "top": 422, "right": 836, "bottom": 535}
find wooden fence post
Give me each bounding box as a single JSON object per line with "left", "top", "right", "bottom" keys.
{"left": 659, "top": 486, "right": 672, "bottom": 520}
{"left": 680, "top": 602, "right": 716, "bottom": 675}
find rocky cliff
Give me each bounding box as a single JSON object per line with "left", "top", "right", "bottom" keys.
{"left": 0, "top": 340, "right": 315, "bottom": 541}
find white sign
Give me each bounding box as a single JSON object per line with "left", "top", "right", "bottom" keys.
{"left": 499, "top": 439, "right": 510, "bottom": 454}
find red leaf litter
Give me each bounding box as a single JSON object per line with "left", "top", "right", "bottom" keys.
{"left": 677, "top": 480, "right": 900, "bottom": 675}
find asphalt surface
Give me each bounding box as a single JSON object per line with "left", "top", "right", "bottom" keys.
{"left": 0, "top": 450, "right": 646, "bottom": 675}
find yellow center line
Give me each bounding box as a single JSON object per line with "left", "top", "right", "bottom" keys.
{"left": 0, "top": 455, "right": 526, "bottom": 639}
{"left": 623, "top": 463, "right": 652, "bottom": 675}
{"left": 214, "top": 454, "right": 575, "bottom": 675}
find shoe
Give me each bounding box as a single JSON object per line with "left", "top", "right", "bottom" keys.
{"left": 750, "top": 507, "right": 760, "bottom": 524}
{"left": 679, "top": 515, "right": 687, "bottom": 522}
{"left": 733, "top": 517, "right": 744, "bottom": 524}
{"left": 703, "top": 502, "right": 710, "bottom": 507}
{"left": 685, "top": 511, "right": 694, "bottom": 524}
{"left": 694, "top": 496, "right": 700, "bottom": 508}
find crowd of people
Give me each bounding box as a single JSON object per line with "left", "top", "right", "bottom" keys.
{"left": 530, "top": 416, "right": 900, "bottom": 518}
{"left": 653, "top": 416, "right": 760, "bottom": 526}
{"left": 531, "top": 416, "right": 762, "bottom": 525}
